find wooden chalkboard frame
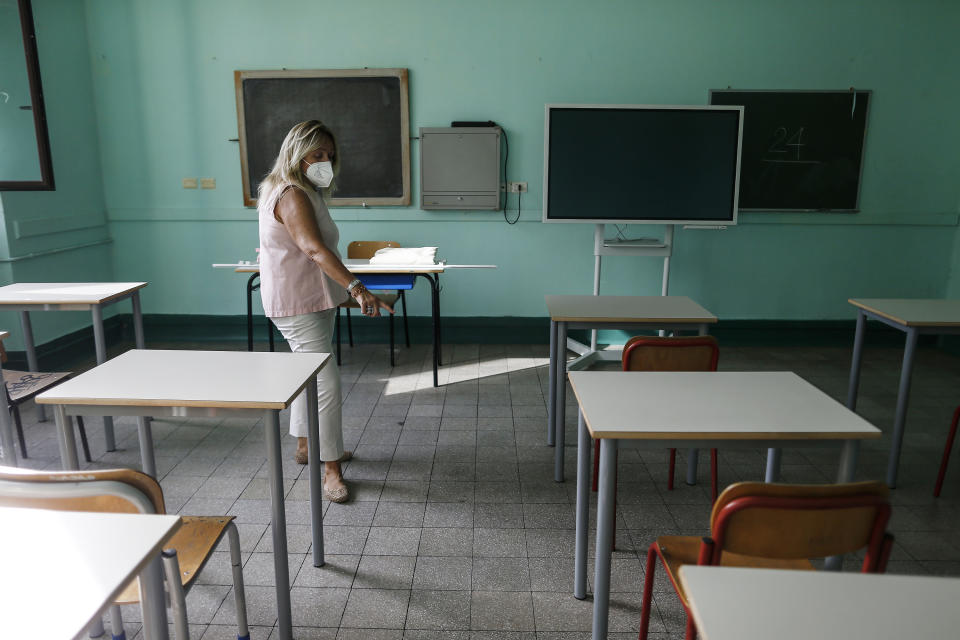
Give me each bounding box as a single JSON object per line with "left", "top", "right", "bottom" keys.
{"left": 235, "top": 68, "right": 410, "bottom": 208}
{"left": 709, "top": 89, "right": 870, "bottom": 212}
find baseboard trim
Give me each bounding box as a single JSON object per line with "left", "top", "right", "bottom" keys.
{"left": 4, "top": 314, "right": 939, "bottom": 370}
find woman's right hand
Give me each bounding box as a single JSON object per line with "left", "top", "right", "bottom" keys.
{"left": 354, "top": 288, "right": 394, "bottom": 317}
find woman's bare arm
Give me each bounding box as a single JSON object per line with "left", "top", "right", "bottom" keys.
{"left": 275, "top": 187, "right": 357, "bottom": 289}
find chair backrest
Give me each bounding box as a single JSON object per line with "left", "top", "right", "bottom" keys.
{"left": 705, "top": 481, "right": 892, "bottom": 572}
{"left": 348, "top": 240, "right": 401, "bottom": 259}
{"left": 0, "top": 466, "right": 165, "bottom": 515}
{"left": 621, "top": 335, "right": 719, "bottom": 372}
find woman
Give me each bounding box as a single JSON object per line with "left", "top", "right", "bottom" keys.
{"left": 257, "top": 120, "right": 392, "bottom": 503}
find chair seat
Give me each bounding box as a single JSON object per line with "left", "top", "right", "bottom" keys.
{"left": 3, "top": 369, "right": 72, "bottom": 403}
{"left": 340, "top": 291, "right": 399, "bottom": 308}
{"left": 655, "top": 535, "right": 813, "bottom": 606}
{"left": 116, "top": 515, "right": 235, "bottom": 604}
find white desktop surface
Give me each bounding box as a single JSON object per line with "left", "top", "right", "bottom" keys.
{"left": 545, "top": 295, "right": 717, "bottom": 324}
{"left": 0, "top": 282, "right": 148, "bottom": 306}
{"left": 569, "top": 371, "right": 881, "bottom": 440}
{"left": 0, "top": 330, "right": 8, "bottom": 341}
{"left": 216, "top": 260, "right": 496, "bottom": 274}
{"left": 679, "top": 566, "right": 960, "bottom": 640}
{"left": 36, "top": 349, "right": 330, "bottom": 410}
{"left": 849, "top": 298, "right": 960, "bottom": 327}
{"left": 0, "top": 507, "right": 180, "bottom": 640}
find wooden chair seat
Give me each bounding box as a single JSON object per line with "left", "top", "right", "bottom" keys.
{"left": 3, "top": 369, "right": 72, "bottom": 403}
{"left": 654, "top": 535, "right": 813, "bottom": 606}
{"left": 115, "top": 515, "right": 236, "bottom": 604}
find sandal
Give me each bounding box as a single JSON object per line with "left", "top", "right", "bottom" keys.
{"left": 323, "top": 480, "right": 349, "bottom": 503}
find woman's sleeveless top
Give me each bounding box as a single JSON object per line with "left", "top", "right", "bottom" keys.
{"left": 257, "top": 184, "right": 349, "bottom": 317}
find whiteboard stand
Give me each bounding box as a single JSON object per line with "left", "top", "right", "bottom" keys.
{"left": 565, "top": 224, "right": 675, "bottom": 369}
{"left": 564, "top": 224, "right": 704, "bottom": 486}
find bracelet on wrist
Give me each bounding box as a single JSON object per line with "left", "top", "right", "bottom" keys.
{"left": 346, "top": 278, "right": 362, "bottom": 293}
{"left": 351, "top": 283, "right": 368, "bottom": 299}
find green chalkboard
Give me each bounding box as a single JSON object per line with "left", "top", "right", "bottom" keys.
{"left": 235, "top": 69, "right": 410, "bottom": 207}
{"left": 710, "top": 90, "right": 870, "bottom": 211}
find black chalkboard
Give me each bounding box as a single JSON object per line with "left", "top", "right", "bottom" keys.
{"left": 235, "top": 69, "right": 410, "bottom": 207}
{"left": 709, "top": 90, "right": 870, "bottom": 211}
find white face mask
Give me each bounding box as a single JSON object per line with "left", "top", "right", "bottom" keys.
{"left": 304, "top": 160, "right": 334, "bottom": 188}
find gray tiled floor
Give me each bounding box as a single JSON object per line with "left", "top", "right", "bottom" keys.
{"left": 11, "top": 339, "right": 960, "bottom": 639}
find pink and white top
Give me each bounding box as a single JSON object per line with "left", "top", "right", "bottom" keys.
{"left": 257, "top": 184, "right": 349, "bottom": 317}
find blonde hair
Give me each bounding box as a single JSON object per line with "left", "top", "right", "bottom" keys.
{"left": 257, "top": 120, "right": 340, "bottom": 207}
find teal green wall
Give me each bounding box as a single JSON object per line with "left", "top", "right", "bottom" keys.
{"left": 0, "top": 0, "right": 112, "bottom": 350}
{"left": 7, "top": 1, "right": 959, "bottom": 347}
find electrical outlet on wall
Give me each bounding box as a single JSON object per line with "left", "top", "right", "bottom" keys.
{"left": 200, "top": 178, "right": 216, "bottom": 189}
{"left": 182, "top": 178, "right": 198, "bottom": 189}
{"left": 508, "top": 182, "right": 527, "bottom": 193}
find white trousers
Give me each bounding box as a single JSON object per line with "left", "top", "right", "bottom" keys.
{"left": 270, "top": 308, "right": 344, "bottom": 461}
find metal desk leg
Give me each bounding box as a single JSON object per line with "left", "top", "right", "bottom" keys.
{"left": 132, "top": 291, "right": 146, "bottom": 349}
{"left": 0, "top": 359, "right": 16, "bottom": 466}
{"left": 435, "top": 274, "right": 442, "bottom": 366}
{"left": 765, "top": 448, "right": 782, "bottom": 482}
{"left": 554, "top": 321, "right": 567, "bottom": 482}
{"left": 548, "top": 320, "right": 558, "bottom": 447}
{"left": 137, "top": 417, "right": 157, "bottom": 478}
{"left": 246, "top": 273, "right": 258, "bottom": 352}
{"left": 825, "top": 439, "right": 861, "bottom": 571}
{"left": 19, "top": 311, "right": 43, "bottom": 423}
{"left": 132, "top": 290, "right": 157, "bottom": 456}
{"left": 685, "top": 448, "right": 699, "bottom": 485}
{"left": 574, "top": 409, "right": 590, "bottom": 599}
{"left": 837, "top": 439, "right": 859, "bottom": 483}
{"left": 306, "top": 379, "right": 325, "bottom": 568}
{"left": 138, "top": 554, "right": 170, "bottom": 640}
{"left": 682, "top": 323, "right": 711, "bottom": 485}
{"left": 592, "top": 438, "right": 618, "bottom": 640}
{"left": 887, "top": 328, "right": 919, "bottom": 488}
{"left": 54, "top": 404, "right": 79, "bottom": 470}
{"left": 847, "top": 310, "right": 867, "bottom": 410}
{"left": 425, "top": 274, "right": 440, "bottom": 387}
{"left": 264, "top": 409, "right": 293, "bottom": 640}
{"left": 91, "top": 305, "right": 116, "bottom": 452}
{"left": 87, "top": 618, "right": 105, "bottom": 639}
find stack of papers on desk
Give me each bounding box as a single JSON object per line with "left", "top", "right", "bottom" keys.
{"left": 368, "top": 247, "right": 438, "bottom": 265}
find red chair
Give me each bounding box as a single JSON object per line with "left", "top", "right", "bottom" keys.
{"left": 933, "top": 405, "right": 960, "bottom": 497}
{"left": 639, "top": 481, "right": 894, "bottom": 640}
{"left": 592, "top": 335, "right": 721, "bottom": 502}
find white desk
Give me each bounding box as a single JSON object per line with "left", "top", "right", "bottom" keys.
{"left": 0, "top": 282, "right": 148, "bottom": 451}
{"left": 679, "top": 566, "right": 960, "bottom": 640}
{"left": 569, "top": 370, "right": 881, "bottom": 640}
{"left": 215, "top": 260, "right": 496, "bottom": 387}
{"left": 36, "top": 349, "right": 330, "bottom": 640}
{"left": 847, "top": 298, "right": 960, "bottom": 487}
{"left": 0, "top": 506, "right": 179, "bottom": 640}
{"left": 545, "top": 295, "right": 717, "bottom": 482}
